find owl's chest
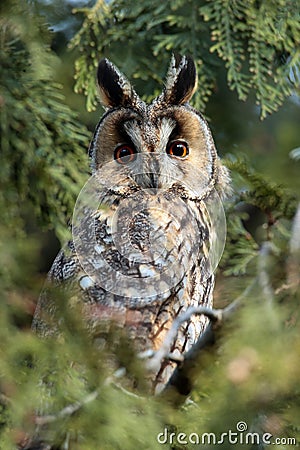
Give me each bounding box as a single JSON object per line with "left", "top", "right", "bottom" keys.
{"left": 73, "top": 192, "right": 212, "bottom": 346}
{"left": 76, "top": 191, "right": 208, "bottom": 293}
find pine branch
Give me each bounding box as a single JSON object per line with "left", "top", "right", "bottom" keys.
{"left": 69, "top": 0, "right": 300, "bottom": 117}
{"left": 225, "top": 156, "right": 298, "bottom": 220}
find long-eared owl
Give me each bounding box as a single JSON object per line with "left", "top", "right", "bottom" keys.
{"left": 32, "top": 55, "right": 230, "bottom": 393}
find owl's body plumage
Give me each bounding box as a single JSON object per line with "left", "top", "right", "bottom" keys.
{"left": 33, "top": 56, "right": 230, "bottom": 393}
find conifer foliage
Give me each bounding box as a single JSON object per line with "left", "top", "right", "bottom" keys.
{"left": 70, "top": 0, "right": 300, "bottom": 117}
{"left": 0, "top": 1, "right": 299, "bottom": 449}
{"left": 0, "top": 1, "right": 89, "bottom": 243}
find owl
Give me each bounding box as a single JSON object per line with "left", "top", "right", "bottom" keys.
{"left": 32, "top": 55, "right": 230, "bottom": 394}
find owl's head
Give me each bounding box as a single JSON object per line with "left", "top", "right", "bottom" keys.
{"left": 89, "top": 55, "right": 229, "bottom": 198}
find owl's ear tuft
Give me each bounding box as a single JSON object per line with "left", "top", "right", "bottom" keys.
{"left": 97, "top": 59, "right": 137, "bottom": 108}
{"left": 163, "top": 55, "right": 197, "bottom": 105}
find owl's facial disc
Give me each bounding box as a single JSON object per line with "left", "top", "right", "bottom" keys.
{"left": 115, "top": 116, "right": 187, "bottom": 190}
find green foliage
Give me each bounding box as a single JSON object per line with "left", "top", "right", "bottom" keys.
{"left": 226, "top": 155, "right": 298, "bottom": 221}
{"left": 70, "top": 0, "right": 300, "bottom": 118}
{"left": 0, "top": 0, "right": 300, "bottom": 449}
{"left": 201, "top": 0, "right": 300, "bottom": 117}
{"left": 0, "top": 2, "right": 90, "bottom": 242}
{"left": 220, "top": 207, "right": 259, "bottom": 276}
{"left": 220, "top": 154, "right": 298, "bottom": 278}
{"left": 0, "top": 231, "right": 299, "bottom": 449}
{"left": 69, "top": 0, "right": 111, "bottom": 112}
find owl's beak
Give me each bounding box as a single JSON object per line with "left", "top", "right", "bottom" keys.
{"left": 133, "top": 171, "right": 160, "bottom": 192}
{"left": 148, "top": 172, "right": 159, "bottom": 190}
{"left": 130, "top": 154, "right": 174, "bottom": 192}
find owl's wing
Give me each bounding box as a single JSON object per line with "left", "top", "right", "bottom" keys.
{"left": 32, "top": 240, "right": 82, "bottom": 337}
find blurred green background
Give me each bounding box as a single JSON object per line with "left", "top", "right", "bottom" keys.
{"left": 0, "top": 1, "right": 299, "bottom": 448}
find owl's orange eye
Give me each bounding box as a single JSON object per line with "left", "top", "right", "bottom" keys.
{"left": 114, "top": 144, "right": 137, "bottom": 164}
{"left": 167, "top": 140, "right": 189, "bottom": 159}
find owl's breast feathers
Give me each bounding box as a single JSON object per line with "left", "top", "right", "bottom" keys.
{"left": 32, "top": 187, "right": 214, "bottom": 388}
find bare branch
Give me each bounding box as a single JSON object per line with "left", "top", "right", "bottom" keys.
{"left": 34, "top": 364, "right": 130, "bottom": 428}
{"left": 145, "top": 306, "right": 223, "bottom": 374}
{"left": 34, "top": 390, "right": 99, "bottom": 426}
{"left": 111, "top": 382, "right": 144, "bottom": 399}
{"left": 137, "top": 279, "right": 256, "bottom": 400}
{"left": 159, "top": 279, "right": 257, "bottom": 398}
